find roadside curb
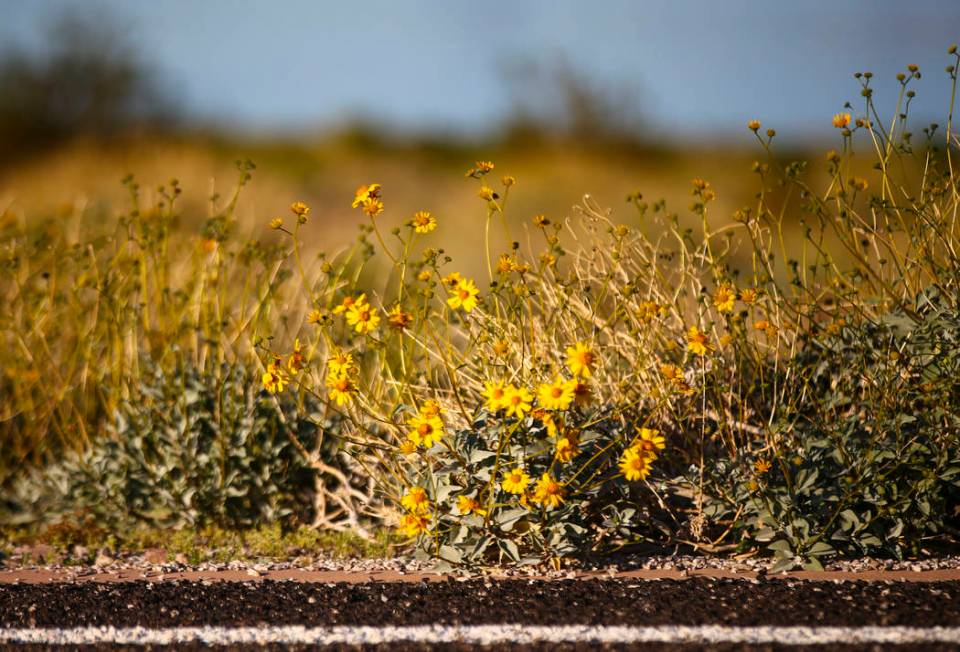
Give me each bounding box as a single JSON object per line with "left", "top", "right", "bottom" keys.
{"left": 3, "top": 566, "right": 960, "bottom": 584}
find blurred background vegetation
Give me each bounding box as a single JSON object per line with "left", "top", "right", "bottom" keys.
{"left": 4, "top": 2, "right": 956, "bottom": 262}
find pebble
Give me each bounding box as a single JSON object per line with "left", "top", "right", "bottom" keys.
{"left": 3, "top": 546, "right": 960, "bottom": 577}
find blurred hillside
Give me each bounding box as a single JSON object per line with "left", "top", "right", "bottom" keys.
{"left": 0, "top": 12, "right": 867, "bottom": 277}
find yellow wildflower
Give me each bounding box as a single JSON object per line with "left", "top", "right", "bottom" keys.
{"left": 407, "top": 414, "right": 444, "bottom": 449}
{"left": 332, "top": 295, "right": 357, "bottom": 315}
{"left": 286, "top": 338, "right": 306, "bottom": 375}
{"left": 441, "top": 271, "right": 463, "bottom": 288}
{"left": 502, "top": 385, "right": 533, "bottom": 419}
{"left": 659, "top": 363, "right": 684, "bottom": 383}
{"left": 754, "top": 458, "right": 772, "bottom": 475}
{"left": 362, "top": 197, "right": 384, "bottom": 217}
{"left": 345, "top": 296, "right": 380, "bottom": 334}
{"left": 261, "top": 358, "right": 289, "bottom": 393}
{"left": 659, "top": 363, "right": 694, "bottom": 394}
{"left": 748, "top": 119, "right": 761, "bottom": 131}
{"left": 636, "top": 300, "right": 663, "bottom": 324}
{"left": 497, "top": 254, "right": 515, "bottom": 275}
{"left": 739, "top": 287, "right": 759, "bottom": 304}
{"left": 419, "top": 399, "right": 443, "bottom": 418}
{"left": 457, "top": 495, "right": 487, "bottom": 516}
{"left": 632, "top": 427, "right": 665, "bottom": 457}
{"left": 478, "top": 186, "right": 496, "bottom": 201}
{"left": 410, "top": 210, "right": 437, "bottom": 234}
{"left": 754, "top": 320, "right": 778, "bottom": 338}
{"left": 327, "top": 350, "right": 356, "bottom": 378}
{"left": 268, "top": 217, "right": 283, "bottom": 230}
{"left": 565, "top": 342, "right": 596, "bottom": 378}
{"left": 290, "top": 201, "right": 310, "bottom": 218}
{"left": 536, "top": 376, "right": 575, "bottom": 411}
{"left": 713, "top": 284, "right": 736, "bottom": 313}
{"left": 476, "top": 161, "right": 495, "bottom": 173}
{"left": 501, "top": 467, "right": 531, "bottom": 495}
{"left": 401, "top": 487, "right": 431, "bottom": 514}
{"left": 619, "top": 447, "right": 654, "bottom": 482}
{"left": 832, "top": 112, "right": 851, "bottom": 129}
{"left": 686, "top": 326, "right": 712, "bottom": 356}
{"left": 387, "top": 305, "right": 413, "bottom": 331}
{"left": 446, "top": 277, "right": 480, "bottom": 312}
{"left": 555, "top": 434, "right": 579, "bottom": 463}
{"left": 306, "top": 309, "right": 326, "bottom": 325}
{"left": 398, "top": 512, "right": 430, "bottom": 537}
{"left": 531, "top": 473, "right": 564, "bottom": 509}
{"left": 482, "top": 380, "right": 508, "bottom": 413}
{"left": 533, "top": 409, "right": 562, "bottom": 438}
{"left": 325, "top": 372, "right": 357, "bottom": 406}
{"left": 352, "top": 183, "right": 382, "bottom": 208}
{"left": 399, "top": 439, "right": 418, "bottom": 456}
{"left": 532, "top": 214, "right": 550, "bottom": 227}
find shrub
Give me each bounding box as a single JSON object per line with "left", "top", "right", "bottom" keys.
{"left": 260, "top": 49, "right": 960, "bottom": 568}
{"left": 695, "top": 288, "right": 960, "bottom": 569}
{"left": 1, "top": 360, "right": 374, "bottom": 531}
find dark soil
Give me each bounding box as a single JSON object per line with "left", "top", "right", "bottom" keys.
{"left": 1, "top": 577, "right": 958, "bottom": 629}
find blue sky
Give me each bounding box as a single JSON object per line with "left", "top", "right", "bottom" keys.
{"left": 3, "top": 1, "right": 959, "bottom": 141}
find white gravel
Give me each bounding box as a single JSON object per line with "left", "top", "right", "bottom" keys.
{"left": 6, "top": 551, "right": 960, "bottom": 578}
{"left": 2, "top": 625, "right": 960, "bottom": 646}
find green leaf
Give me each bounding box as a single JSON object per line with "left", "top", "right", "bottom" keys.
{"left": 438, "top": 545, "right": 463, "bottom": 564}
{"left": 767, "top": 539, "right": 793, "bottom": 553}
{"left": 468, "top": 449, "right": 497, "bottom": 465}
{"left": 807, "top": 541, "right": 834, "bottom": 557}
{"left": 499, "top": 539, "right": 520, "bottom": 562}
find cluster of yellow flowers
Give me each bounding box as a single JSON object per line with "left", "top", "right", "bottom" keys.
{"left": 399, "top": 486, "right": 431, "bottom": 537}
{"left": 352, "top": 183, "right": 383, "bottom": 218}
{"left": 324, "top": 349, "right": 358, "bottom": 406}
{"left": 618, "top": 427, "right": 666, "bottom": 482}
{"left": 258, "top": 172, "right": 688, "bottom": 542}
{"left": 481, "top": 342, "right": 595, "bottom": 419}
{"left": 677, "top": 283, "right": 774, "bottom": 358}
{"left": 499, "top": 467, "right": 565, "bottom": 510}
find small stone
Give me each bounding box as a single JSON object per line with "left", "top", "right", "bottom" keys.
{"left": 143, "top": 548, "right": 167, "bottom": 564}
{"left": 94, "top": 551, "right": 114, "bottom": 567}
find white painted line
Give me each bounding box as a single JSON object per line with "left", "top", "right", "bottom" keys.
{"left": 1, "top": 625, "right": 959, "bottom": 646}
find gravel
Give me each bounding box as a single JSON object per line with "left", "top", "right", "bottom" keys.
{"left": 4, "top": 549, "right": 960, "bottom": 580}
{"left": 3, "top": 624, "right": 960, "bottom": 648}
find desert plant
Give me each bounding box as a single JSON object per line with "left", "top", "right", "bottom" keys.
{"left": 1, "top": 359, "right": 375, "bottom": 531}
{"left": 256, "top": 47, "right": 960, "bottom": 567}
